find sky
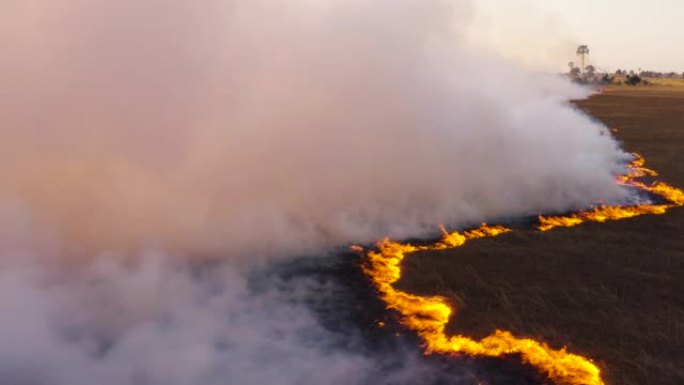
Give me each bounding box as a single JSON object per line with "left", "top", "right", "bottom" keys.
{"left": 467, "top": 0, "right": 684, "bottom": 73}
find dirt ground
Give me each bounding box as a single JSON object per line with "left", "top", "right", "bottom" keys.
{"left": 398, "top": 86, "right": 684, "bottom": 385}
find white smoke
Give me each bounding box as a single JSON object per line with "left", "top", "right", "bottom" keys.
{"left": 0, "top": 1, "right": 628, "bottom": 384}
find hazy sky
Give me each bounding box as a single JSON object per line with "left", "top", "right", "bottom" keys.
{"left": 468, "top": 0, "right": 684, "bottom": 72}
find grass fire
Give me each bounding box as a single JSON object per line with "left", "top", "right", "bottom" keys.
{"left": 360, "top": 154, "right": 684, "bottom": 385}
{"left": 1, "top": 1, "right": 683, "bottom": 385}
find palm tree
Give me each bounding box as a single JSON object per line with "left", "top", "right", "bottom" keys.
{"left": 576, "top": 45, "right": 590, "bottom": 73}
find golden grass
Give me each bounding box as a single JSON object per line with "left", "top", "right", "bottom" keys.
{"left": 611, "top": 76, "right": 684, "bottom": 89}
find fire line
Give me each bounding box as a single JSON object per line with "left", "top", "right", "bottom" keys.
{"left": 359, "top": 154, "right": 684, "bottom": 385}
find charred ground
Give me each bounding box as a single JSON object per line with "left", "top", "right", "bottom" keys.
{"left": 265, "top": 251, "right": 553, "bottom": 385}
{"left": 397, "top": 86, "right": 684, "bottom": 385}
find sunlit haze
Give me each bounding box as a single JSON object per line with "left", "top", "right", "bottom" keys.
{"left": 468, "top": 0, "right": 684, "bottom": 72}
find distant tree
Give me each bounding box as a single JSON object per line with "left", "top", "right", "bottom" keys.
{"left": 585, "top": 65, "right": 596, "bottom": 77}
{"left": 639, "top": 70, "right": 662, "bottom": 78}
{"left": 615, "top": 69, "right": 623, "bottom": 76}
{"left": 602, "top": 73, "right": 614, "bottom": 84}
{"left": 625, "top": 74, "right": 642, "bottom": 86}
{"left": 568, "top": 61, "right": 575, "bottom": 72}
{"left": 570, "top": 67, "right": 581, "bottom": 77}
{"left": 576, "top": 45, "right": 590, "bottom": 73}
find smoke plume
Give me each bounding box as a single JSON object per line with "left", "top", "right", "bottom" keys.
{"left": 0, "top": 1, "right": 628, "bottom": 384}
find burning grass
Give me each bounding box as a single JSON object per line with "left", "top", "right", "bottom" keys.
{"left": 538, "top": 154, "right": 684, "bottom": 232}
{"left": 360, "top": 153, "right": 683, "bottom": 385}
{"left": 360, "top": 88, "right": 684, "bottom": 385}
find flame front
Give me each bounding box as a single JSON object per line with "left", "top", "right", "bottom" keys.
{"left": 539, "top": 155, "right": 684, "bottom": 232}
{"left": 365, "top": 226, "right": 604, "bottom": 385}
{"left": 361, "top": 154, "right": 684, "bottom": 385}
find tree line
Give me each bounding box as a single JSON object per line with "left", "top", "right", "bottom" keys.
{"left": 566, "top": 45, "right": 683, "bottom": 86}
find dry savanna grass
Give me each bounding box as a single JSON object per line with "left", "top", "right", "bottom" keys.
{"left": 613, "top": 76, "right": 684, "bottom": 89}
{"left": 397, "top": 87, "right": 684, "bottom": 385}
{"left": 645, "top": 77, "right": 684, "bottom": 87}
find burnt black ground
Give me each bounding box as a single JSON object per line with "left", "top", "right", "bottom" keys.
{"left": 398, "top": 87, "right": 684, "bottom": 385}
{"left": 261, "top": 251, "right": 552, "bottom": 385}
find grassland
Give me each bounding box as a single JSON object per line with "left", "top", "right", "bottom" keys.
{"left": 613, "top": 76, "right": 684, "bottom": 88}
{"left": 644, "top": 77, "right": 684, "bottom": 87}
{"left": 397, "top": 85, "right": 684, "bottom": 385}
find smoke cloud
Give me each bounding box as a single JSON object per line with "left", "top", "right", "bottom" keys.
{"left": 0, "top": 1, "right": 628, "bottom": 384}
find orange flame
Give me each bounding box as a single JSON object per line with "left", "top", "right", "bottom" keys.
{"left": 361, "top": 154, "right": 684, "bottom": 385}
{"left": 539, "top": 154, "right": 683, "bottom": 232}
{"left": 365, "top": 226, "right": 604, "bottom": 385}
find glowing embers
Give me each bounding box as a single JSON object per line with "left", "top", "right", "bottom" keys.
{"left": 364, "top": 225, "right": 604, "bottom": 385}
{"left": 361, "top": 154, "right": 684, "bottom": 385}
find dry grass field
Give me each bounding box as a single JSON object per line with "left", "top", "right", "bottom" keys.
{"left": 397, "top": 85, "right": 684, "bottom": 385}
{"left": 613, "top": 76, "right": 684, "bottom": 88}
